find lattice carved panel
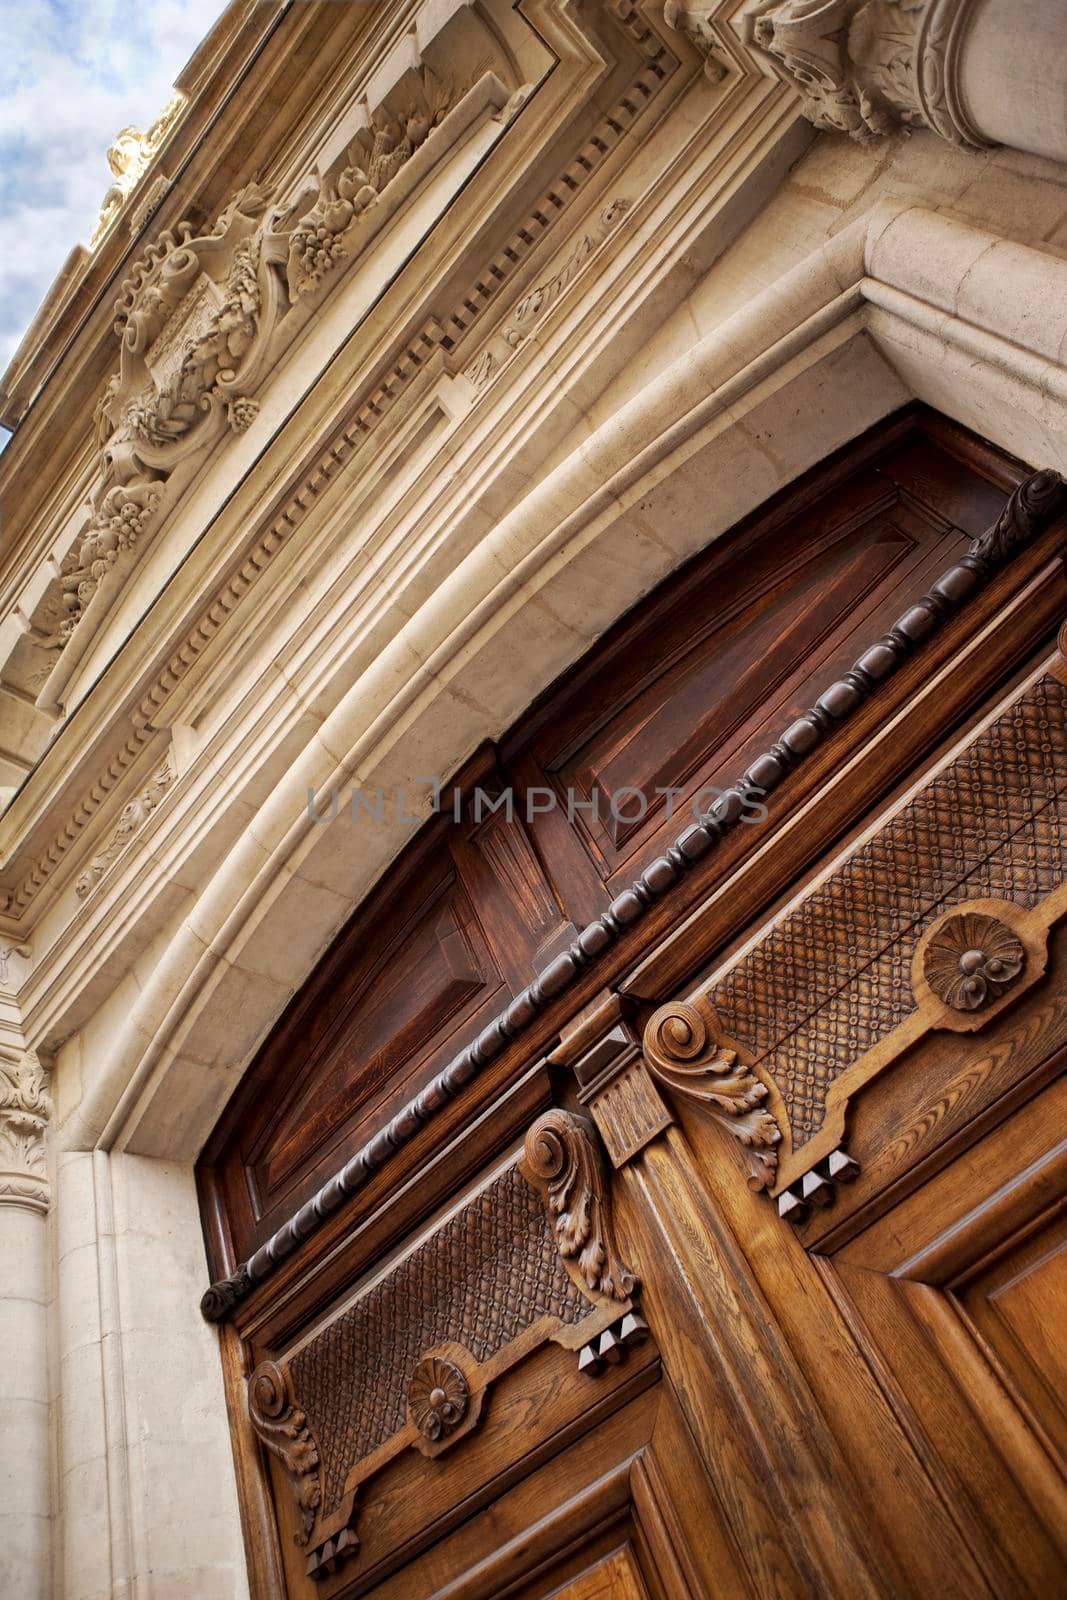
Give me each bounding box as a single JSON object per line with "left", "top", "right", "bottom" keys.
{"left": 288, "top": 1163, "right": 589, "bottom": 1515}
{"left": 710, "top": 676, "right": 1067, "bottom": 1148}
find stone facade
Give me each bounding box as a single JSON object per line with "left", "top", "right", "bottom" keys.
{"left": 1, "top": 1, "right": 1066, "bottom": 1595}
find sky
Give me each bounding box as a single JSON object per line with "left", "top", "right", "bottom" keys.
{"left": 0, "top": 0, "right": 228, "bottom": 377}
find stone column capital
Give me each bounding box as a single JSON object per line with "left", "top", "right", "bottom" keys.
{"left": 738, "top": 0, "right": 988, "bottom": 147}
{"left": 0, "top": 1049, "right": 53, "bottom": 1213}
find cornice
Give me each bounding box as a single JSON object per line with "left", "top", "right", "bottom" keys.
{"left": 3, "top": 0, "right": 765, "bottom": 926}
{"left": 199, "top": 466, "right": 1066, "bottom": 1318}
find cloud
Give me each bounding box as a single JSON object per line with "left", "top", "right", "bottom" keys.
{"left": 0, "top": 0, "right": 227, "bottom": 375}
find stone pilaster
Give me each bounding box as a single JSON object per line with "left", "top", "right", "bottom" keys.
{"left": 0, "top": 1050, "right": 52, "bottom": 1600}
{"left": 0, "top": 1049, "right": 52, "bottom": 1213}
{"left": 738, "top": 0, "right": 985, "bottom": 145}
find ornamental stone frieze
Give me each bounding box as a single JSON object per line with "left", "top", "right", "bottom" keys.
{"left": 0, "top": 1050, "right": 52, "bottom": 1213}
{"left": 11, "top": 21, "right": 520, "bottom": 720}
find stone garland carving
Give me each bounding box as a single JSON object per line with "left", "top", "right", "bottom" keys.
{"left": 408, "top": 1357, "right": 469, "bottom": 1441}
{"left": 521, "top": 1109, "right": 638, "bottom": 1301}
{"left": 199, "top": 468, "right": 1066, "bottom": 1320}
{"left": 10, "top": 11, "right": 670, "bottom": 921}
{"left": 41, "top": 63, "right": 480, "bottom": 670}
{"left": 643, "top": 998, "right": 780, "bottom": 1189}
{"left": 922, "top": 912, "right": 1025, "bottom": 1011}
{"left": 74, "top": 757, "right": 175, "bottom": 900}
{"left": 247, "top": 1360, "right": 322, "bottom": 1547}
{"left": 0, "top": 1050, "right": 53, "bottom": 1214}
{"left": 742, "top": 0, "right": 987, "bottom": 146}
{"left": 285, "top": 65, "right": 457, "bottom": 301}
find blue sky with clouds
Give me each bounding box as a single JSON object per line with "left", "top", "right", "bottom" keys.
{"left": 0, "top": 0, "right": 227, "bottom": 375}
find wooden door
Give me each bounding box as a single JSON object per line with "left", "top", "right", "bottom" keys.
{"left": 198, "top": 407, "right": 1067, "bottom": 1598}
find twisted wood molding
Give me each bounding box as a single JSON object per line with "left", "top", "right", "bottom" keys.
{"left": 199, "top": 468, "right": 1066, "bottom": 1320}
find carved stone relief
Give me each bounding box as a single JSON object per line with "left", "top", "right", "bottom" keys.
{"left": 741, "top": 0, "right": 987, "bottom": 145}
{"left": 0, "top": 1050, "right": 52, "bottom": 1214}
{"left": 663, "top": 1, "right": 730, "bottom": 80}
{"left": 90, "top": 96, "right": 184, "bottom": 249}
{"left": 14, "top": 20, "right": 523, "bottom": 712}
{"left": 74, "top": 755, "right": 175, "bottom": 900}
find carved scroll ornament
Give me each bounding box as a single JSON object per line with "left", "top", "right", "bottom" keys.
{"left": 521, "top": 1109, "right": 638, "bottom": 1302}
{"left": 248, "top": 1361, "right": 322, "bottom": 1547}
{"left": 643, "top": 997, "right": 780, "bottom": 1190}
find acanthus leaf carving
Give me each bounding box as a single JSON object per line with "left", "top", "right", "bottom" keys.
{"left": 74, "top": 756, "right": 175, "bottom": 900}
{"left": 742, "top": 0, "right": 988, "bottom": 147}
{"left": 0, "top": 1049, "right": 53, "bottom": 1214}
{"left": 968, "top": 469, "right": 1067, "bottom": 568}
{"left": 520, "top": 1108, "right": 638, "bottom": 1302}
{"left": 643, "top": 997, "right": 780, "bottom": 1190}
{"left": 248, "top": 1360, "right": 322, "bottom": 1547}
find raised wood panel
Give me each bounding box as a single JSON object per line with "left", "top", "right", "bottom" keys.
{"left": 960, "top": 1207, "right": 1067, "bottom": 1469}
{"left": 515, "top": 420, "right": 1014, "bottom": 899}
{"left": 551, "top": 1546, "right": 650, "bottom": 1600}
{"left": 816, "top": 1065, "right": 1067, "bottom": 1597}
{"left": 244, "top": 856, "right": 506, "bottom": 1234}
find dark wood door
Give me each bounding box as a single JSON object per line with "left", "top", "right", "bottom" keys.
{"left": 198, "top": 407, "right": 1067, "bottom": 1598}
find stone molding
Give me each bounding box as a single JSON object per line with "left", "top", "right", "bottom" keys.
{"left": 740, "top": 0, "right": 988, "bottom": 145}
{"left": 0, "top": 1049, "right": 52, "bottom": 1213}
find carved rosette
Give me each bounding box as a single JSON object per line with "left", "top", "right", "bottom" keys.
{"left": 0, "top": 1050, "right": 52, "bottom": 1214}
{"left": 408, "top": 1357, "right": 469, "bottom": 1441}
{"left": 521, "top": 1109, "right": 638, "bottom": 1302}
{"left": 743, "top": 0, "right": 989, "bottom": 147}
{"left": 923, "top": 913, "right": 1025, "bottom": 1011}
{"left": 248, "top": 1361, "right": 322, "bottom": 1546}
{"left": 643, "top": 998, "right": 780, "bottom": 1190}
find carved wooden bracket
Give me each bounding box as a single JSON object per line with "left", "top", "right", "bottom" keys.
{"left": 642, "top": 995, "right": 781, "bottom": 1191}
{"left": 247, "top": 1360, "right": 322, "bottom": 1548}
{"left": 520, "top": 1108, "right": 639, "bottom": 1303}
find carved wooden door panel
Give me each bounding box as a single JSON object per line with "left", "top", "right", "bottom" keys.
{"left": 198, "top": 408, "right": 1067, "bottom": 1598}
